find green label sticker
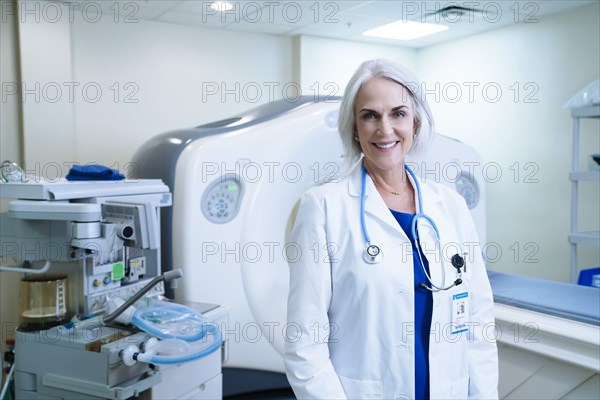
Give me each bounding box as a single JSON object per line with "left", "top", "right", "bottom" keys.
{"left": 112, "top": 261, "right": 125, "bottom": 280}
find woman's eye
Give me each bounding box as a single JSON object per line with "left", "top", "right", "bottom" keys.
{"left": 361, "top": 113, "right": 376, "bottom": 120}
{"left": 393, "top": 111, "right": 405, "bottom": 117}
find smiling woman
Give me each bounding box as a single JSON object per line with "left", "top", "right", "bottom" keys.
{"left": 284, "top": 59, "right": 499, "bottom": 400}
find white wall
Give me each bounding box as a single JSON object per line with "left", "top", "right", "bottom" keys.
{"left": 13, "top": 2, "right": 296, "bottom": 171}
{"left": 17, "top": 3, "right": 76, "bottom": 171}
{"left": 417, "top": 2, "right": 600, "bottom": 281}
{"left": 69, "top": 16, "right": 296, "bottom": 169}
{"left": 297, "top": 35, "right": 418, "bottom": 96}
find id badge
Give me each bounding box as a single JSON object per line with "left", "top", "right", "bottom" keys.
{"left": 451, "top": 291, "right": 469, "bottom": 334}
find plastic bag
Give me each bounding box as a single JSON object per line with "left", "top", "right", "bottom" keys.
{"left": 131, "top": 301, "right": 210, "bottom": 342}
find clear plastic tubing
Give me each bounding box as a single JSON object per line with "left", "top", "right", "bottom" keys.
{"left": 134, "top": 330, "right": 222, "bottom": 365}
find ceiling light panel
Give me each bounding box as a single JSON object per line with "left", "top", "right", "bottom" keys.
{"left": 363, "top": 20, "right": 449, "bottom": 40}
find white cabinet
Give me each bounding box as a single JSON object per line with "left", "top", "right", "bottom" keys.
{"left": 569, "top": 105, "right": 600, "bottom": 282}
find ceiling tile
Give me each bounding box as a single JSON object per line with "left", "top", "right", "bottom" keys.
{"left": 225, "top": 21, "right": 299, "bottom": 35}
{"left": 136, "top": 0, "right": 184, "bottom": 11}
{"left": 156, "top": 9, "right": 228, "bottom": 28}
{"left": 289, "top": 13, "right": 390, "bottom": 37}
{"left": 119, "top": 0, "right": 596, "bottom": 49}
{"left": 65, "top": 0, "right": 183, "bottom": 21}
{"left": 342, "top": 1, "right": 415, "bottom": 21}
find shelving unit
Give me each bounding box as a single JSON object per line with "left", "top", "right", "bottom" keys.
{"left": 569, "top": 105, "right": 600, "bottom": 283}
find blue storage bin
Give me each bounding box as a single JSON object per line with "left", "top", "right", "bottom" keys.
{"left": 578, "top": 267, "right": 600, "bottom": 288}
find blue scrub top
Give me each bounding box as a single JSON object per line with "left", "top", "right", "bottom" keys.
{"left": 390, "top": 209, "right": 433, "bottom": 400}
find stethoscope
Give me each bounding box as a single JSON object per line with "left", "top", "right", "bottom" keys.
{"left": 360, "top": 162, "right": 465, "bottom": 292}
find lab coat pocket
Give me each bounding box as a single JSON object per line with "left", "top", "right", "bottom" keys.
{"left": 338, "top": 374, "right": 382, "bottom": 399}
{"left": 450, "top": 376, "right": 469, "bottom": 399}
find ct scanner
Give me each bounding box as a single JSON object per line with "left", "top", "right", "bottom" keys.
{"left": 132, "top": 98, "right": 599, "bottom": 398}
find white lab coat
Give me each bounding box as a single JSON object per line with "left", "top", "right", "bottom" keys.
{"left": 285, "top": 163, "right": 498, "bottom": 400}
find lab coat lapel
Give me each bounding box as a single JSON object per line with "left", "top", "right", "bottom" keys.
{"left": 411, "top": 176, "right": 444, "bottom": 286}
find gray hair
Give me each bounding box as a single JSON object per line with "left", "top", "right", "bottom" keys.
{"left": 337, "top": 59, "right": 434, "bottom": 168}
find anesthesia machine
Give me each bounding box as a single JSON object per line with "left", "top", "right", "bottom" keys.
{"left": 0, "top": 175, "right": 226, "bottom": 399}
{"left": 132, "top": 97, "right": 488, "bottom": 395}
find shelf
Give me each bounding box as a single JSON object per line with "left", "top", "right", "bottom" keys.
{"left": 569, "top": 104, "right": 599, "bottom": 282}
{"left": 570, "top": 171, "right": 600, "bottom": 181}
{"left": 571, "top": 105, "right": 600, "bottom": 118}
{"left": 569, "top": 231, "right": 600, "bottom": 246}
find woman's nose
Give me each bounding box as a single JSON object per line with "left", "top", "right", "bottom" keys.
{"left": 377, "top": 117, "right": 392, "bottom": 135}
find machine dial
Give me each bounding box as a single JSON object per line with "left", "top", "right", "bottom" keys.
{"left": 455, "top": 170, "right": 480, "bottom": 209}
{"left": 201, "top": 177, "right": 244, "bottom": 223}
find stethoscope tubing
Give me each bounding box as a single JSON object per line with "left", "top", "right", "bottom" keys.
{"left": 360, "top": 161, "right": 460, "bottom": 291}
{"left": 360, "top": 162, "right": 372, "bottom": 246}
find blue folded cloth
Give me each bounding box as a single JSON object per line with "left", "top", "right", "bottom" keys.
{"left": 66, "top": 164, "right": 125, "bottom": 181}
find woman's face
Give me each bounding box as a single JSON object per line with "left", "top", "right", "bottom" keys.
{"left": 354, "top": 77, "right": 416, "bottom": 173}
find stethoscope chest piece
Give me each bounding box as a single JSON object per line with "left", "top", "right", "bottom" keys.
{"left": 363, "top": 244, "right": 383, "bottom": 264}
